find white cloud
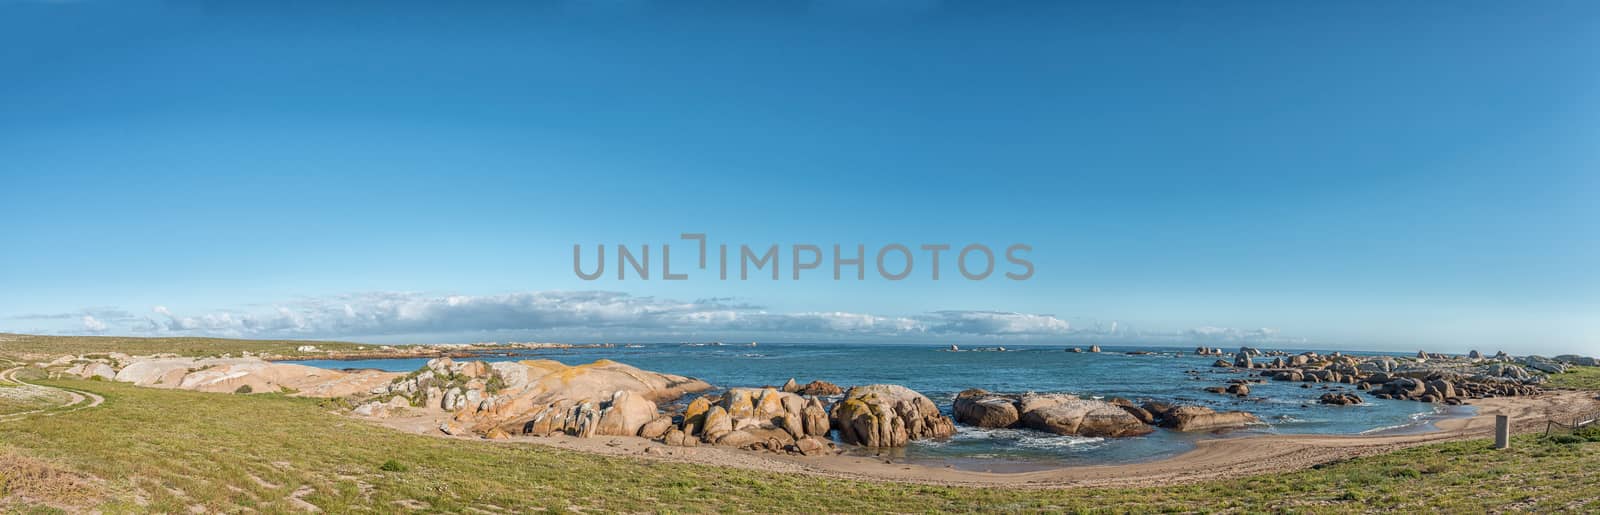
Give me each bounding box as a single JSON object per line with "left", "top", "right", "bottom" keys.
{"left": 19, "top": 290, "right": 1302, "bottom": 345}
{"left": 923, "top": 310, "right": 1070, "bottom": 335}
{"left": 110, "top": 291, "right": 1087, "bottom": 341}
{"left": 81, "top": 315, "right": 106, "bottom": 333}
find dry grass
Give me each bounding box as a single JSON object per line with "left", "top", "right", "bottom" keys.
{"left": 0, "top": 451, "right": 104, "bottom": 511}
{"left": 0, "top": 333, "right": 371, "bottom": 362}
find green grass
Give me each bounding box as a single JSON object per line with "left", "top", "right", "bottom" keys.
{"left": 1547, "top": 425, "right": 1600, "bottom": 445}
{"left": 0, "top": 334, "right": 372, "bottom": 361}
{"left": 0, "top": 392, "right": 66, "bottom": 418}
{"left": 1549, "top": 366, "right": 1600, "bottom": 391}
{"left": 2, "top": 378, "right": 1600, "bottom": 513}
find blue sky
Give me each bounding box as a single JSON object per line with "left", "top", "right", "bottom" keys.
{"left": 1, "top": 1, "right": 1596, "bottom": 354}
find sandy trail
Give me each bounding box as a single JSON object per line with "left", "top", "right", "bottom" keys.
{"left": 0, "top": 365, "right": 106, "bottom": 423}
{"left": 381, "top": 389, "right": 1600, "bottom": 488}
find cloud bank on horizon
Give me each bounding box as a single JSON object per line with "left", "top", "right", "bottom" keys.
{"left": 5, "top": 290, "right": 1302, "bottom": 346}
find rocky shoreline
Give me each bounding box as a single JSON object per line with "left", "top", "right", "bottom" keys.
{"left": 43, "top": 345, "right": 1600, "bottom": 462}
{"left": 1207, "top": 347, "right": 1573, "bottom": 407}
{"left": 348, "top": 354, "right": 1280, "bottom": 457}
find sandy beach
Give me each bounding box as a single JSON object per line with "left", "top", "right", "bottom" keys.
{"left": 382, "top": 389, "right": 1600, "bottom": 489}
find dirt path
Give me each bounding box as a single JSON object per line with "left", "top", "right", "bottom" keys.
{"left": 378, "top": 389, "right": 1600, "bottom": 489}
{"left": 0, "top": 364, "right": 106, "bottom": 423}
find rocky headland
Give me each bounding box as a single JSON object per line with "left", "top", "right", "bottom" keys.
{"left": 1205, "top": 346, "right": 1573, "bottom": 406}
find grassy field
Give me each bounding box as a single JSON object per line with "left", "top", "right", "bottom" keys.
{"left": 0, "top": 361, "right": 68, "bottom": 418}
{"left": 0, "top": 333, "right": 372, "bottom": 361}
{"left": 0, "top": 388, "right": 61, "bottom": 418}
{"left": 0, "top": 377, "right": 1598, "bottom": 513}
{"left": 0, "top": 385, "right": 66, "bottom": 418}
{"left": 1549, "top": 365, "right": 1600, "bottom": 391}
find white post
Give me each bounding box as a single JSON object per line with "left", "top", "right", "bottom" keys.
{"left": 1494, "top": 415, "right": 1510, "bottom": 450}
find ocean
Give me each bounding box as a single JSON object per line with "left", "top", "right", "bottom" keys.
{"left": 286, "top": 343, "right": 1462, "bottom": 470}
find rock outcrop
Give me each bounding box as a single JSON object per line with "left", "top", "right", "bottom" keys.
{"left": 65, "top": 362, "right": 116, "bottom": 381}
{"left": 1017, "top": 395, "right": 1153, "bottom": 437}
{"left": 953, "top": 389, "right": 1021, "bottom": 428}
{"left": 1554, "top": 355, "right": 1600, "bottom": 367}
{"left": 593, "top": 390, "right": 658, "bottom": 437}
{"left": 832, "top": 384, "right": 955, "bottom": 447}
{"left": 65, "top": 356, "right": 397, "bottom": 397}
{"left": 787, "top": 380, "right": 843, "bottom": 397}
{"left": 665, "top": 387, "right": 838, "bottom": 455}
{"left": 448, "top": 359, "right": 711, "bottom": 437}
{"left": 1257, "top": 351, "right": 1547, "bottom": 404}
{"left": 952, "top": 390, "right": 1152, "bottom": 438}
{"left": 1154, "top": 405, "right": 1262, "bottom": 432}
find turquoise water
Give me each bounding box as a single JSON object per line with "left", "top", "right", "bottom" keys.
{"left": 288, "top": 343, "right": 1453, "bottom": 469}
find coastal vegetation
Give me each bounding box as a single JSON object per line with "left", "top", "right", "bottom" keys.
{"left": 0, "top": 333, "right": 369, "bottom": 361}
{"left": 0, "top": 376, "right": 1596, "bottom": 512}
{"left": 3, "top": 335, "right": 1600, "bottom": 511}
{"left": 3, "top": 336, "right": 1599, "bottom": 512}
{"left": 1550, "top": 365, "right": 1600, "bottom": 391}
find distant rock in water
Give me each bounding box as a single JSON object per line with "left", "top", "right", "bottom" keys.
{"left": 832, "top": 384, "right": 955, "bottom": 447}
{"left": 1206, "top": 384, "right": 1249, "bottom": 397}
{"left": 1319, "top": 392, "right": 1363, "bottom": 406}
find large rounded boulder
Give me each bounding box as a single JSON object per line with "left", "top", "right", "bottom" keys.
{"left": 1016, "top": 394, "right": 1153, "bottom": 438}
{"left": 1157, "top": 405, "right": 1262, "bottom": 432}
{"left": 831, "top": 384, "right": 955, "bottom": 447}
{"left": 594, "top": 390, "right": 658, "bottom": 437}
{"left": 952, "top": 389, "right": 1021, "bottom": 428}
